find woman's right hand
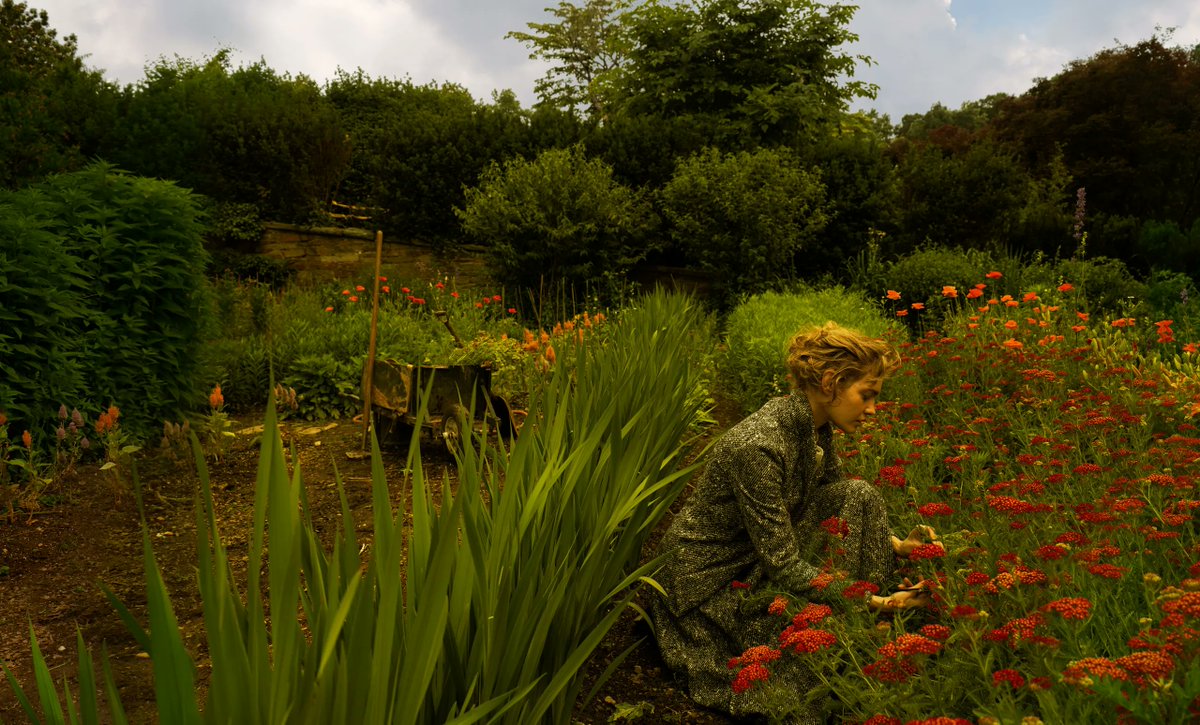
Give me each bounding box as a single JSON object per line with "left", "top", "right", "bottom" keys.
{"left": 891, "top": 525, "right": 943, "bottom": 557}
{"left": 868, "top": 586, "right": 931, "bottom": 611}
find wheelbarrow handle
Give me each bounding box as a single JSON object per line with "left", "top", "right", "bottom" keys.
{"left": 433, "top": 309, "right": 465, "bottom": 348}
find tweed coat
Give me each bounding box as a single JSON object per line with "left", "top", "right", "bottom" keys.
{"left": 651, "top": 393, "right": 895, "bottom": 720}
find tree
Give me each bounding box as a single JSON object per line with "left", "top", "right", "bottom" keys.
{"left": 107, "top": 52, "right": 350, "bottom": 224}
{"left": 456, "top": 145, "right": 656, "bottom": 297}
{"left": 0, "top": 0, "right": 117, "bottom": 188}
{"left": 507, "top": 0, "right": 642, "bottom": 120}
{"left": 326, "top": 71, "right": 552, "bottom": 247}
{"left": 616, "top": 0, "right": 874, "bottom": 148}
{"left": 659, "top": 146, "right": 828, "bottom": 307}
{"left": 991, "top": 36, "right": 1200, "bottom": 246}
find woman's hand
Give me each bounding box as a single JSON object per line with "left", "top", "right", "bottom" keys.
{"left": 891, "top": 524, "right": 944, "bottom": 557}
{"left": 868, "top": 579, "right": 934, "bottom": 611}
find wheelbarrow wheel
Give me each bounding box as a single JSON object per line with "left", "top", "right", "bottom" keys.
{"left": 441, "top": 403, "right": 470, "bottom": 456}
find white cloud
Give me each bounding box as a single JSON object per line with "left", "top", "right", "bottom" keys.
{"left": 944, "top": 0, "right": 958, "bottom": 29}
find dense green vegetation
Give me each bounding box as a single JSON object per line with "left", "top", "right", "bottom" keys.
{"left": 2, "top": 0, "right": 1198, "bottom": 294}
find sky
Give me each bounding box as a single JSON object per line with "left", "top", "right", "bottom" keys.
{"left": 29, "top": 0, "right": 1200, "bottom": 122}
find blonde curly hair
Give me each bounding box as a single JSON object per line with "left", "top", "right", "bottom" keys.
{"left": 786, "top": 322, "right": 900, "bottom": 399}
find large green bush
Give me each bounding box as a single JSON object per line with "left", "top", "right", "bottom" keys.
{"left": 659, "top": 146, "right": 828, "bottom": 308}
{"left": 457, "top": 145, "right": 656, "bottom": 299}
{"left": 33, "top": 163, "right": 213, "bottom": 438}
{"left": 721, "top": 287, "right": 900, "bottom": 415}
{"left": 0, "top": 192, "right": 91, "bottom": 443}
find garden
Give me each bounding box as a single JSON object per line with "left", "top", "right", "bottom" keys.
{"left": 2, "top": 170, "right": 1199, "bottom": 723}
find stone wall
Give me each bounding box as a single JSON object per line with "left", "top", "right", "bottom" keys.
{"left": 253, "top": 222, "right": 715, "bottom": 297}
{"left": 256, "top": 222, "right": 495, "bottom": 287}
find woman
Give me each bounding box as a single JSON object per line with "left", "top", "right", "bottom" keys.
{"left": 650, "top": 322, "right": 938, "bottom": 720}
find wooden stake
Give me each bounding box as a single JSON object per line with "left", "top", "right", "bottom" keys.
{"left": 361, "top": 230, "right": 384, "bottom": 450}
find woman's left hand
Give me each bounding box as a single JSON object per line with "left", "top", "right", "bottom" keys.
{"left": 891, "top": 525, "right": 944, "bottom": 557}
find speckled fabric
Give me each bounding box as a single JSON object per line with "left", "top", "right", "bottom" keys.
{"left": 650, "top": 393, "right": 896, "bottom": 721}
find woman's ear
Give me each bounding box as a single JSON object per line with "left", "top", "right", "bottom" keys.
{"left": 820, "top": 370, "right": 837, "bottom": 397}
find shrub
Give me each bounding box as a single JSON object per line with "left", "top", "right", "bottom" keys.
{"left": 721, "top": 287, "right": 900, "bottom": 415}
{"left": 659, "top": 146, "right": 828, "bottom": 309}
{"left": 36, "top": 163, "right": 214, "bottom": 438}
{"left": 0, "top": 191, "right": 92, "bottom": 446}
{"left": 1, "top": 163, "right": 212, "bottom": 443}
{"left": 456, "top": 145, "right": 657, "bottom": 301}
{"left": 1057, "top": 256, "right": 1146, "bottom": 314}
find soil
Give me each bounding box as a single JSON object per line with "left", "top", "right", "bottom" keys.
{"left": 0, "top": 406, "right": 741, "bottom": 724}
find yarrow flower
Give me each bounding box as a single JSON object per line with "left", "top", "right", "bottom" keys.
{"left": 992, "top": 669, "right": 1026, "bottom": 689}
{"left": 780, "top": 627, "right": 837, "bottom": 654}
{"left": 730, "top": 662, "right": 770, "bottom": 694}
{"left": 908, "top": 543, "right": 946, "bottom": 561}
{"left": 768, "top": 595, "right": 790, "bottom": 616}
{"left": 917, "top": 502, "right": 954, "bottom": 517}
{"left": 1042, "top": 597, "right": 1092, "bottom": 621}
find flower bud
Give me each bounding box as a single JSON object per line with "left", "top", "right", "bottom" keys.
{"left": 56, "top": 425, "right": 66, "bottom": 441}
{"left": 80, "top": 436, "right": 90, "bottom": 450}
{"left": 1144, "top": 573, "right": 1162, "bottom": 586}
{"left": 58, "top": 404, "right": 68, "bottom": 420}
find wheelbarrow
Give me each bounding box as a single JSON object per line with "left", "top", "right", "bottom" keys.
{"left": 363, "top": 360, "right": 517, "bottom": 454}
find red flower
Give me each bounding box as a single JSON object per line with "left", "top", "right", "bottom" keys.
{"left": 985, "top": 271, "right": 1003, "bottom": 279}
{"left": 492, "top": 294, "right": 502, "bottom": 302}
{"left": 401, "top": 287, "right": 411, "bottom": 294}
{"left": 886, "top": 290, "right": 901, "bottom": 300}
{"left": 842, "top": 580, "right": 880, "bottom": 599}
{"left": 21, "top": 429, "right": 32, "bottom": 448}
{"left": 731, "top": 580, "right": 751, "bottom": 590}
{"left": 381, "top": 286, "right": 390, "bottom": 294}
{"left": 920, "top": 624, "right": 951, "bottom": 641}
{"left": 791, "top": 603, "right": 833, "bottom": 629}
{"left": 992, "top": 669, "right": 1026, "bottom": 689}
{"left": 942, "top": 286, "right": 958, "bottom": 298}
{"left": 1042, "top": 597, "right": 1092, "bottom": 620}
{"left": 768, "top": 595, "right": 789, "bottom": 615}
{"left": 908, "top": 543, "right": 945, "bottom": 560}
{"left": 730, "top": 662, "right": 770, "bottom": 694}
{"left": 780, "top": 627, "right": 837, "bottom": 653}
{"left": 355, "top": 285, "right": 365, "bottom": 292}
{"left": 1088, "top": 563, "right": 1128, "bottom": 580}
{"left": 1058, "top": 283, "right": 1074, "bottom": 292}
{"left": 892, "top": 633, "right": 942, "bottom": 656}
{"left": 821, "top": 516, "right": 850, "bottom": 539}
{"left": 917, "top": 502, "right": 954, "bottom": 517}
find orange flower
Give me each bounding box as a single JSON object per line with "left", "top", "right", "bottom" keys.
{"left": 967, "top": 288, "right": 983, "bottom": 299}
{"left": 886, "top": 290, "right": 901, "bottom": 301}
{"left": 985, "top": 271, "right": 1003, "bottom": 279}
{"left": 942, "top": 286, "right": 958, "bottom": 298}
{"left": 21, "top": 429, "right": 32, "bottom": 448}
{"left": 1185, "top": 342, "right": 1198, "bottom": 354}
{"left": 1004, "top": 320, "right": 1018, "bottom": 330}
{"left": 896, "top": 309, "right": 909, "bottom": 317}
{"left": 0, "top": 411, "right": 7, "bottom": 427}
{"left": 544, "top": 344, "right": 556, "bottom": 365}
{"left": 1071, "top": 325, "right": 1086, "bottom": 333}
{"left": 1022, "top": 292, "right": 1039, "bottom": 302}
{"left": 210, "top": 384, "right": 225, "bottom": 409}
{"left": 911, "top": 302, "right": 925, "bottom": 310}
{"left": 1077, "top": 311, "right": 1089, "bottom": 321}
{"left": 1002, "top": 339, "right": 1024, "bottom": 350}
{"left": 1058, "top": 283, "right": 1074, "bottom": 293}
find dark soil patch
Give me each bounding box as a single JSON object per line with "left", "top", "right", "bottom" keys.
{"left": 0, "top": 402, "right": 743, "bottom": 723}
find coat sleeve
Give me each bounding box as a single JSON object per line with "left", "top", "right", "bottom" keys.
{"left": 722, "top": 446, "right": 830, "bottom": 600}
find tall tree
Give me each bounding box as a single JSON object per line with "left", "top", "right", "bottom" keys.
{"left": 992, "top": 35, "right": 1200, "bottom": 235}
{"left": 507, "top": 0, "right": 642, "bottom": 120}
{"left": 616, "top": 0, "right": 874, "bottom": 148}
{"left": 0, "top": 0, "right": 117, "bottom": 188}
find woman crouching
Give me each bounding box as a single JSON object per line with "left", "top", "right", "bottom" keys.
{"left": 650, "top": 322, "right": 939, "bottom": 721}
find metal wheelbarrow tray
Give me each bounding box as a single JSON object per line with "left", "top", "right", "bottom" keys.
{"left": 364, "top": 360, "right": 516, "bottom": 453}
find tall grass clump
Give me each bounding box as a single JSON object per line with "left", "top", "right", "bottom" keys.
{"left": 5, "top": 290, "right": 716, "bottom": 724}
{"left": 721, "top": 287, "right": 901, "bottom": 415}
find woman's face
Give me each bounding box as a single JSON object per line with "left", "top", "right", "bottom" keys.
{"left": 821, "top": 375, "right": 882, "bottom": 434}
